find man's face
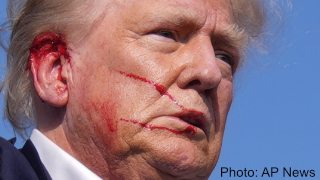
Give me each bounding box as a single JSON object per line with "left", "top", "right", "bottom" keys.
{"left": 66, "top": 0, "right": 239, "bottom": 179}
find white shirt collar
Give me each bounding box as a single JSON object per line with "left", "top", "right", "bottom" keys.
{"left": 30, "top": 129, "right": 102, "bottom": 180}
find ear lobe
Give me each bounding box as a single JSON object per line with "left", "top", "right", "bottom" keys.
{"left": 29, "top": 32, "right": 70, "bottom": 107}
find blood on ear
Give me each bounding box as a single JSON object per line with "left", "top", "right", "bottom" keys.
{"left": 29, "top": 32, "right": 70, "bottom": 67}
{"left": 29, "top": 32, "right": 71, "bottom": 107}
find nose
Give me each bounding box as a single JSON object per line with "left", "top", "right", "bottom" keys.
{"left": 176, "top": 36, "right": 222, "bottom": 92}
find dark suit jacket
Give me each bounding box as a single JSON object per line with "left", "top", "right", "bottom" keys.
{"left": 0, "top": 137, "right": 52, "bottom": 180}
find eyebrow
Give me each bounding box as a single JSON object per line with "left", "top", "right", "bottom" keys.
{"left": 145, "top": 10, "right": 247, "bottom": 46}
{"left": 214, "top": 23, "right": 249, "bottom": 54}
{"left": 140, "top": 7, "right": 203, "bottom": 30}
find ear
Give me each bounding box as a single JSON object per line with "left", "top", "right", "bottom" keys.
{"left": 29, "top": 32, "right": 70, "bottom": 107}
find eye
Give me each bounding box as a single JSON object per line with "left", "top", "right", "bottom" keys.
{"left": 216, "top": 54, "right": 232, "bottom": 66}
{"left": 155, "top": 31, "right": 175, "bottom": 40}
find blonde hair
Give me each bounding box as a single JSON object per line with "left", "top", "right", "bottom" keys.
{"left": 1, "top": 0, "right": 269, "bottom": 138}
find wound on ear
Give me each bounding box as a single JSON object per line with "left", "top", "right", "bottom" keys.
{"left": 29, "top": 32, "right": 70, "bottom": 69}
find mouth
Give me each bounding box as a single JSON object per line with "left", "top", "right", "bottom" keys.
{"left": 174, "top": 110, "right": 207, "bottom": 133}
{"left": 120, "top": 109, "right": 208, "bottom": 136}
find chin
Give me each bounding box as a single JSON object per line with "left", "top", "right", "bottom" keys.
{"left": 146, "top": 136, "right": 215, "bottom": 179}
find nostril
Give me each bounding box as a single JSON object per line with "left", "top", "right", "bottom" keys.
{"left": 185, "top": 80, "right": 201, "bottom": 89}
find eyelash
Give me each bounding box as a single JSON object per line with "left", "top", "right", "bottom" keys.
{"left": 154, "top": 30, "right": 176, "bottom": 40}
{"left": 216, "top": 54, "right": 232, "bottom": 65}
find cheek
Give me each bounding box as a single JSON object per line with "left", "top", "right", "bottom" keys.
{"left": 73, "top": 68, "right": 160, "bottom": 154}
{"left": 216, "top": 80, "right": 233, "bottom": 129}
{"left": 69, "top": 64, "right": 123, "bottom": 151}
{"left": 220, "top": 81, "right": 234, "bottom": 111}
{"left": 84, "top": 91, "right": 129, "bottom": 154}
{"left": 91, "top": 97, "right": 120, "bottom": 132}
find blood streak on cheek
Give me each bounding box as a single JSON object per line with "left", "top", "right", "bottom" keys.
{"left": 116, "top": 70, "right": 203, "bottom": 135}
{"left": 91, "top": 100, "right": 119, "bottom": 132}
{"left": 116, "top": 70, "right": 166, "bottom": 95}
{"left": 120, "top": 118, "right": 197, "bottom": 135}
{"left": 163, "top": 92, "right": 204, "bottom": 119}
{"left": 102, "top": 102, "right": 118, "bottom": 132}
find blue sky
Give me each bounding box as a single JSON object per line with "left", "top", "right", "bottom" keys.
{"left": 0, "top": 1, "right": 319, "bottom": 180}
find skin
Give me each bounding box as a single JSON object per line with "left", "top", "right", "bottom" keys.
{"left": 30, "top": 0, "right": 242, "bottom": 179}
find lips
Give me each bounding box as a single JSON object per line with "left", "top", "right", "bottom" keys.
{"left": 173, "top": 109, "right": 207, "bottom": 134}
{"left": 120, "top": 107, "right": 210, "bottom": 136}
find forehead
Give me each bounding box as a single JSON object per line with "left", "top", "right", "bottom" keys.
{"left": 117, "top": 0, "right": 232, "bottom": 25}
